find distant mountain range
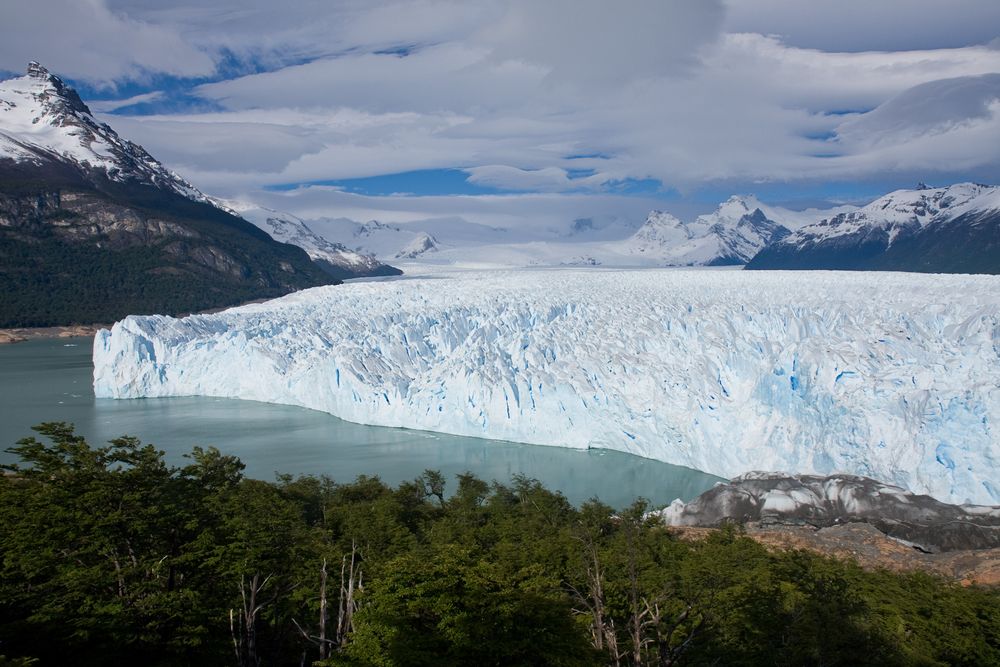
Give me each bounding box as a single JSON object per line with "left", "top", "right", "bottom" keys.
{"left": 225, "top": 203, "right": 401, "bottom": 280}
{"left": 0, "top": 63, "right": 398, "bottom": 327}
{"left": 747, "top": 183, "right": 1000, "bottom": 274}
{"left": 617, "top": 196, "right": 795, "bottom": 266}
{"left": 294, "top": 185, "right": 998, "bottom": 275}
{"left": 291, "top": 196, "right": 856, "bottom": 269}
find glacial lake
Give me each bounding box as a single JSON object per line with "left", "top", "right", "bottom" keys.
{"left": 0, "top": 337, "right": 721, "bottom": 509}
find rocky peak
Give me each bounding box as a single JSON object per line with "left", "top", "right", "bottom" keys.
{"left": 23, "top": 61, "right": 93, "bottom": 118}
{"left": 716, "top": 194, "right": 763, "bottom": 218}
{"left": 0, "top": 63, "right": 210, "bottom": 204}
{"left": 356, "top": 219, "right": 400, "bottom": 236}
{"left": 737, "top": 208, "right": 787, "bottom": 238}
{"left": 395, "top": 231, "right": 439, "bottom": 259}
{"left": 25, "top": 61, "right": 48, "bottom": 79}
{"left": 639, "top": 210, "right": 685, "bottom": 229}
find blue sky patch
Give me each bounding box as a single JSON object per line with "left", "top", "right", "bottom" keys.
{"left": 268, "top": 169, "right": 508, "bottom": 196}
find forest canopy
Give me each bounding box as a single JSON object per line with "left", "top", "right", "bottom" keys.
{"left": 1, "top": 423, "right": 998, "bottom": 666}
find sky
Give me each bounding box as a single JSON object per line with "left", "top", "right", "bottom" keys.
{"left": 2, "top": 0, "right": 1000, "bottom": 227}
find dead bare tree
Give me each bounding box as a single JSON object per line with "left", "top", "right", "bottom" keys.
{"left": 336, "top": 540, "right": 362, "bottom": 646}
{"left": 569, "top": 528, "right": 623, "bottom": 666}
{"left": 230, "top": 573, "right": 272, "bottom": 667}
{"left": 318, "top": 557, "right": 329, "bottom": 660}
{"left": 292, "top": 542, "right": 364, "bottom": 663}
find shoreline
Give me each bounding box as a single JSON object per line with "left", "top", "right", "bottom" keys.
{"left": 0, "top": 297, "right": 278, "bottom": 345}
{"left": 0, "top": 325, "right": 104, "bottom": 345}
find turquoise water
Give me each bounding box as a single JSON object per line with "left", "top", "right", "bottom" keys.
{"left": 0, "top": 337, "right": 721, "bottom": 509}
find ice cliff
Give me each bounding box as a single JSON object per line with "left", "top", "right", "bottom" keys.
{"left": 93, "top": 269, "right": 1000, "bottom": 504}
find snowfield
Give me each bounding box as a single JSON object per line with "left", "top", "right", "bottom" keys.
{"left": 93, "top": 269, "right": 1000, "bottom": 504}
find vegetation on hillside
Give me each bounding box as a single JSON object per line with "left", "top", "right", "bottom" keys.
{"left": 1, "top": 424, "right": 998, "bottom": 666}
{"left": 0, "top": 166, "right": 336, "bottom": 327}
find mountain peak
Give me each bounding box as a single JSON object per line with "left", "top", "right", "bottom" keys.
{"left": 643, "top": 210, "right": 683, "bottom": 226}
{"left": 717, "top": 194, "right": 763, "bottom": 216}
{"left": 21, "top": 61, "right": 91, "bottom": 115}
{"left": 395, "top": 231, "right": 439, "bottom": 259}
{"left": 0, "top": 64, "right": 210, "bottom": 202}
{"left": 26, "top": 61, "right": 50, "bottom": 79}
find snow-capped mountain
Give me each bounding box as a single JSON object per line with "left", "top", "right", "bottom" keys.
{"left": 290, "top": 196, "right": 840, "bottom": 270}
{"left": 747, "top": 183, "right": 1000, "bottom": 274}
{"left": 226, "top": 203, "right": 401, "bottom": 279}
{"left": 614, "top": 197, "right": 792, "bottom": 265}
{"left": 628, "top": 211, "right": 696, "bottom": 249}
{"left": 95, "top": 268, "right": 1000, "bottom": 505}
{"left": 710, "top": 194, "right": 856, "bottom": 231}
{"left": 306, "top": 216, "right": 514, "bottom": 263}
{"left": 0, "top": 62, "right": 208, "bottom": 202}
{"left": 395, "top": 232, "right": 439, "bottom": 259}
{"left": 0, "top": 63, "right": 333, "bottom": 326}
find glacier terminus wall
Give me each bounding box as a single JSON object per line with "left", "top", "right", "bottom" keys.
{"left": 93, "top": 269, "right": 1000, "bottom": 505}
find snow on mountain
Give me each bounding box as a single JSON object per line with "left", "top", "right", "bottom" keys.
{"left": 613, "top": 198, "right": 791, "bottom": 266}
{"left": 747, "top": 183, "right": 1000, "bottom": 273}
{"left": 0, "top": 62, "right": 208, "bottom": 203}
{"left": 261, "top": 197, "right": 852, "bottom": 270}
{"left": 94, "top": 268, "right": 1000, "bottom": 505}
{"left": 306, "top": 216, "right": 514, "bottom": 263}
{"left": 395, "top": 232, "right": 439, "bottom": 259}
{"left": 786, "top": 183, "right": 995, "bottom": 246}
{"left": 629, "top": 210, "right": 699, "bottom": 247}
{"left": 715, "top": 195, "right": 857, "bottom": 231}
{"left": 225, "top": 203, "right": 400, "bottom": 279}
{"left": 696, "top": 194, "right": 763, "bottom": 228}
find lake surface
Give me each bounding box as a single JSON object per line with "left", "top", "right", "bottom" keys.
{"left": 0, "top": 337, "right": 721, "bottom": 509}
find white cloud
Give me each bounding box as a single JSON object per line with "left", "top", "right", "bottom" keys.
{"left": 724, "top": 0, "right": 1000, "bottom": 52}
{"left": 246, "top": 186, "right": 671, "bottom": 234}
{"left": 193, "top": 43, "right": 546, "bottom": 114}
{"left": 479, "top": 0, "right": 725, "bottom": 84}
{"left": 109, "top": 0, "right": 495, "bottom": 73}
{"left": 9, "top": 0, "right": 999, "bottom": 211}
{"left": 0, "top": 0, "right": 214, "bottom": 85}
{"left": 88, "top": 90, "right": 165, "bottom": 113}
{"left": 465, "top": 165, "right": 614, "bottom": 192}
{"left": 827, "top": 75, "right": 1000, "bottom": 178}
{"left": 836, "top": 74, "right": 1000, "bottom": 147}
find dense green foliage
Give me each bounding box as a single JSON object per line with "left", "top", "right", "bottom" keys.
{"left": 1, "top": 424, "right": 998, "bottom": 666}
{"left": 0, "top": 235, "right": 310, "bottom": 327}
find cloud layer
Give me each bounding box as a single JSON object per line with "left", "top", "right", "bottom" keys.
{"left": 3, "top": 0, "right": 999, "bottom": 221}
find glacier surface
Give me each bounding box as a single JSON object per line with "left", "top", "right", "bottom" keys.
{"left": 93, "top": 269, "right": 1000, "bottom": 504}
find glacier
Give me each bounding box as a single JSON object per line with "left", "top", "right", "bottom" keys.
{"left": 93, "top": 269, "right": 1000, "bottom": 505}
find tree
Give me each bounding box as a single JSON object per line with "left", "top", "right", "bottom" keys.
{"left": 340, "top": 543, "right": 600, "bottom": 667}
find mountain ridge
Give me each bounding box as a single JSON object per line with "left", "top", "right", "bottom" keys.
{"left": 225, "top": 203, "right": 401, "bottom": 280}
{"left": 0, "top": 63, "right": 334, "bottom": 327}
{"left": 746, "top": 182, "right": 1000, "bottom": 274}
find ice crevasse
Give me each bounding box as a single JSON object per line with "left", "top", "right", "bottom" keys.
{"left": 93, "top": 269, "right": 1000, "bottom": 505}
